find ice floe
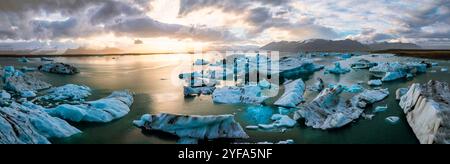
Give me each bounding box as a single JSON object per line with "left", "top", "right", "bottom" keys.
{"left": 47, "top": 90, "right": 134, "bottom": 123}
{"left": 212, "top": 85, "right": 267, "bottom": 104}
{"left": 351, "top": 59, "right": 377, "bottom": 69}
{"left": 133, "top": 113, "right": 249, "bottom": 143}
{"left": 370, "top": 62, "right": 428, "bottom": 81}
{"left": 373, "top": 105, "right": 388, "bottom": 113}
{"left": 385, "top": 116, "right": 400, "bottom": 124}
{"left": 39, "top": 84, "right": 92, "bottom": 101}
{"left": 325, "top": 62, "right": 350, "bottom": 74}
{"left": 274, "top": 79, "right": 305, "bottom": 108}
{"left": 368, "top": 79, "right": 382, "bottom": 86}
{"left": 38, "top": 63, "right": 79, "bottom": 75}
{"left": 277, "top": 57, "right": 324, "bottom": 77}
{"left": 2, "top": 66, "right": 51, "bottom": 98}
{"left": 399, "top": 80, "right": 450, "bottom": 144}
{"left": 0, "top": 102, "right": 80, "bottom": 144}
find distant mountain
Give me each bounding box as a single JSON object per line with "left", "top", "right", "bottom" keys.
{"left": 367, "top": 42, "right": 421, "bottom": 51}
{"left": 261, "top": 39, "right": 422, "bottom": 52}
{"left": 261, "top": 39, "right": 369, "bottom": 52}
{"left": 64, "top": 47, "right": 123, "bottom": 55}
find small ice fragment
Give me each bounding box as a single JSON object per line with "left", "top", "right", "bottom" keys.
{"left": 368, "top": 79, "right": 382, "bottom": 86}
{"left": 245, "top": 125, "right": 259, "bottom": 130}
{"left": 374, "top": 105, "right": 388, "bottom": 113}
{"left": 385, "top": 116, "right": 400, "bottom": 124}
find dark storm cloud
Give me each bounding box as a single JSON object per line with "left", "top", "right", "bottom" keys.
{"left": 0, "top": 0, "right": 239, "bottom": 42}
{"left": 134, "top": 39, "right": 143, "bottom": 44}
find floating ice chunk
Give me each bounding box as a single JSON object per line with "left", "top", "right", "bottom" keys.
{"left": 309, "top": 78, "right": 324, "bottom": 92}
{"left": 385, "top": 116, "right": 400, "bottom": 124}
{"left": 133, "top": 113, "right": 249, "bottom": 141}
{"left": 40, "top": 84, "right": 92, "bottom": 101}
{"left": 346, "top": 84, "right": 364, "bottom": 93}
{"left": 18, "top": 57, "right": 30, "bottom": 63}
{"left": 38, "top": 63, "right": 79, "bottom": 75}
{"left": 277, "top": 57, "right": 324, "bottom": 77}
{"left": 177, "top": 138, "right": 199, "bottom": 144}
{"left": 368, "top": 79, "right": 382, "bottom": 86}
{"left": 340, "top": 53, "right": 352, "bottom": 59}
{"left": 382, "top": 71, "right": 407, "bottom": 81}
{"left": 0, "top": 102, "right": 80, "bottom": 144}
{"left": 258, "top": 124, "right": 275, "bottom": 129}
{"left": 356, "top": 88, "right": 389, "bottom": 104}
{"left": 431, "top": 62, "right": 438, "bottom": 66}
{"left": 276, "top": 139, "right": 294, "bottom": 144}
{"left": 361, "top": 113, "right": 375, "bottom": 120}
{"left": 267, "top": 114, "right": 297, "bottom": 128}
{"left": 21, "top": 90, "right": 37, "bottom": 98}
{"left": 41, "top": 57, "right": 54, "bottom": 62}
{"left": 47, "top": 90, "right": 134, "bottom": 123}
{"left": 245, "top": 125, "right": 259, "bottom": 130}
{"left": 325, "top": 62, "right": 350, "bottom": 74}
{"left": 374, "top": 105, "right": 388, "bottom": 113}
{"left": 258, "top": 79, "right": 271, "bottom": 89}
{"left": 194, "top": 59, "right": 209, "bottom": 65}
{"left": 395, "top": 88, "right": 408, "bottom": 100}
{"left": 406, "top": 62, "right": 427, "bottom": 73}
{"left": 442, "top": 68, "right": 448, "bottom": 72}
{"left": 212, "top": 85, "right": 267, "bottom": 104}
{"left": 183, "top": 86, "right": 215, "bottom": 97}
{"left": 399, "top": 80, "right": 450, "bottom": 144}
{"left": 351, "top": 59, "right": 377, "bottom": 69}
{"left": 21, "top": 66, "right": 37, "bottom": 72}
{"left": 274, "top": 79, "right": 305, "bottom": 108}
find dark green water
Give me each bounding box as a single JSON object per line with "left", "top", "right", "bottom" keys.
{"left": 1, "top": 54, "right": 449, "bottom": 144}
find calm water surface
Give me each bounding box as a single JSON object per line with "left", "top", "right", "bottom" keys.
{"left": 1, "top": 53, "right": 449, "bottom": 144}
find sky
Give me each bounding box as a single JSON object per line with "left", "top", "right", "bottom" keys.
{"left": 0, "top": 0, "right": 449, "bottom": 54}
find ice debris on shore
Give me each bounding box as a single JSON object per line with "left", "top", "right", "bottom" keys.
{"left": 47, "top": 90, "right": 134, "bottom": 123}
{"left": 293, "top": 85, "right": 389, "bottom": 130}
{"left": 133, "top": 113, "right": 249, "bottom": 143}
{"left": 38, "top": 63, "right": 79, "bottom": 75}
{"left": 399, "top": 80, "right": 450, "bottom": 144}
{"left": 274, "top": 79, "right": 305, "bottom": 108}
{"left": 0, "top": 102, "right": 80, "bottom": 144}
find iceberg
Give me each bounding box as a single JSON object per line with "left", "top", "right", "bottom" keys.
{"left": 40, "top": 84, "right": 92, "bottom": 101}
{"left": 133, "top": 113, "right": 249, "bottom": 143}
{"left": 395, "top": 88, "right": 408, "bottom": 100}
{"left": 194, "top": 59, "right": 209, "bottom": 65}
{"left": 399, "top": 80, "right": 450, "bottom": 144}
{"left": 351, "top": 59, "right": 377, "bottom": 69}
{"left": 442, "top": 68, "right": 448, "bottom": 72}
{"left": 212, "top": 85, "right": 267, "bottom": 104}
{"left": 257, "top": 114, "right": 297, "bottom": 130}
{"left": 47, "top": 90, "right": 134, "bottom": 123}
{"left": 1, "top": 90, "right": 11, "bottom": 99}
{"left": 0, "top": 102, "right": 81, "bottom": 144}
{"left": 385, "top": 116, "right": 400, "bottom": 124}
{"left": 368, "top": 79, "right": 382, "bottom": 86}
{"left": 274, "top": 79, "right": 305, "bottom": 108}
{"left": 258, "top": 79, "right": 272, "bottom": 89}
{"left": 18, "top": 57, "right": 30, "bottom": 63}
{"left": 293, "top": 86, "right": 389, "bottom": 130}
{"left": 41, "top": 57, "right": 54, "bottom": 62}
{"left": 382, "top": 71, "right": 407, "bottom": 81}
{"left": 38, "top": 62, "right": 79, "bottom": 75}
{"left": 373, "top": 105, "right": 388, "bottom": 113}
{"left": 277, "top": 57, "right": 324, "bottom": 78}
{"left": 325, "top": 62, "right": 350, "bottom": 74}
{"left": 2, "top": 66, "right": 52, "bottom": 97}
{"left": 309, "top": 78, "right": 324, "bottom": 92}
{"left": 21, "top": 66, "right": 37, "bottom": 72}
{"left": 183, "top": 86, "right": 215, "bottom": 97}
{"left": 370, "top": 62, "right": 428, "bottom": 81}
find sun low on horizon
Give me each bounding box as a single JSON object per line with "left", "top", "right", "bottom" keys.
{"left": 0, "top": 0, "right": 449, "bottom": 54}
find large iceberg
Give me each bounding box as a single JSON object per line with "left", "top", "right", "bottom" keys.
{"left": 274, "top": 79, "right": 305, "bottom": 108}
{"left": 38, "top": 63, "right": 79, "bottom": 75}
{"left": 0, "top": 102, "right": 80, "bottom": 144}
{"left": 399, "top": 80, "right": 450, "bottom": 144}
{"left": 133, "top": 113, "right": 249, "bottom": 143}
{"left": 2, "top": 66, "right": 52, "bottom": 97}
{"left": 293, "top": 86, "right": 389, "bottom": 130}
{"left": 39, "top": 84, "right": 92, "bottom": 101}
{"left": 276, "top": 57, "right": 324, "bottom": 78}
{"left": 47, "top": 90, "right": 134, "bottom": 123}
{"left": 370, "top": 62, "right": 428, "bottom": 81}
{"left": 212, "top": 85, "right": 267, "bottom": 104}
{"left": 325, "top": 62, "right": 350, "bottom": 74}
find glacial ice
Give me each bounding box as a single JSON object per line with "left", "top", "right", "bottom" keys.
{"left": 382, "top": 71, "right": 407, "bottom": 81}
{"left": 370, "top": 62, "right": 428, "bottom": 81}
{"left": 2, "top": 66, "right": 52, "bottom": 97}
{"left": 277, "top": 57, "right": 324, "bottom": 77}
{"left": 133, "top": 113, "right": 249, "bottom": 143}
{"left": 442, "top": 68, "right": 448, "bottom": 72}
{"left": 399, "top": 80, "right": 450, "bottom": 144}
{"left": 47, "top": 90, "right": 134, "bottom": 123}
{"left": 212, "top": 85, "right": 267, "bottom": 104}
{"left": 293, "top": 86, "right": 389, "bottom": 130}
{"left": 351, "top": 59, "right": 377, "bottom": 69}
{"left": 0, "top": 102, "right": 81, "bottom": 144}
{"left": 18, "top": 57, "right": 30, "bottom": 63}
{"left": 368, "top": 79, "right": 382, "bottom": 86}
{"left": 385, "top": 116, "right": 400, "bottom": 124}
{"left": 194, "top": 59, "right": 209, "bottom": 65}
{"left": 38, "top": 63, "right": 79, "bottom": 75}
{"left": 374, "top": 105, "right": 388, "bottom": 113}
{"left": 325, "top": 62, "right": 350, "bottom": 74}
{"left": 184, "top": 86, "right": 215, "bottom": 97}
{"left": 395, "top": 88, "right": 408, "bottom": 100}
{"left": 258, "top": 79, "right": 272, "bottom": 89}
{"left": 40, "top": 84, "right": 92, "bottom": 101}
{"left": 274, "top": 79, "right": 305, "bottom": 108}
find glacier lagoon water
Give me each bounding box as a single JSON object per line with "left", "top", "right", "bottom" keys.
{"left": 1, "top": 53, "right": 449, "bottom": 144}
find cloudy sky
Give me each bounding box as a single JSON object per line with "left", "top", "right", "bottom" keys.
{"left": 0, "top": 0, "right": 449, "bottom": 54}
